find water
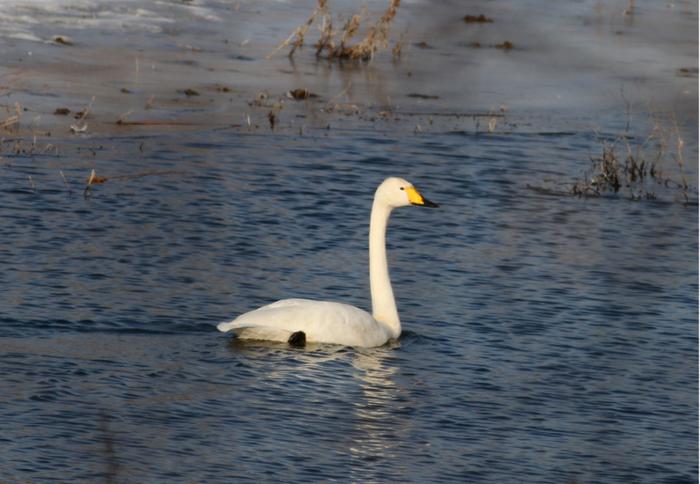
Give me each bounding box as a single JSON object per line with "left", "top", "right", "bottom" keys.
{"left": 1, "top": 125, "right": 696, "bottom": 482}
{"left": 0, "top": 0, "right": 698, "bottom": 482}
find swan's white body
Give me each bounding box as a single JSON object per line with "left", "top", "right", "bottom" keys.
{"left": 217, "top": 177, "right": 438, "bottom": 347}
{"left": 221, "top": 299, "right": 392, "bottom": 347}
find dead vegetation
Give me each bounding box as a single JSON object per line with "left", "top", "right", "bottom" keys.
{"left": 70, "top": 96, "right": 94, "bottom": 134}
{"left": 463, "top": 14, "right": 493, "bottom": 23}
{"left": 571, "top": 114, "right": 692, "bottom": 203}
{"left": 0, "top": 137, "right": 59, "bottom": 157}
{"left": 677, "top": 67, "right": 699, "bottom": 78}
{"left": 83, "top": 168, "right": 187, "bottom": 198}
{"left": 1, "top": 102, "right": 22, "bottom": 132}
{"left": 249, "top": 91, "right": 269, "bottom": 107}
{"left": 287, "top": 88, "right": 319, "bottom": 100}
{"left": 467, "top": 40, "right": 514, "bottom": 50}
{"left": 53, "top": 35, "right": 74, "bottom": 46}
{"left": 268, "top": 0, "right": 401, "bottom": 61}
{"left": 494, "top": 40, "right": 514, "bottom": 50}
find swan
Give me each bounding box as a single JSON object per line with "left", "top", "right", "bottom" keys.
{"left": 217, "top": 177, "right": 438, "bottom": 347}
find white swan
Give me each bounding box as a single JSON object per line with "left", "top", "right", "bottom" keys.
{"left": 217, "top": 177, "right": 438, "bottom": 347}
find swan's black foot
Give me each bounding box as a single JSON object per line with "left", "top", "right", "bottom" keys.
{"left": 288, "top": 331, "right": 306, "bottom": 347}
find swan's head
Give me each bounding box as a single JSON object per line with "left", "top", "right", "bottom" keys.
{"left": 376, "top": 177, "right": 439, "bottom": 209}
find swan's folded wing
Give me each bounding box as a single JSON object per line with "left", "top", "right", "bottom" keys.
{"left": 217, "top": 299, "right": 390, "bottom": 347}
{"left": 257, "top": 298, "right": 316, "bottom": 310}
{"left": 216, "top": 299, "right": 317, "bottom": 334}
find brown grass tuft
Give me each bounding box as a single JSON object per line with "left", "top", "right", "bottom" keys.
{"left": 269, "top": 0, "right": 401, "bottom": 61}
{"left": 572, "top": 114, "right": 692, "bottom": 203}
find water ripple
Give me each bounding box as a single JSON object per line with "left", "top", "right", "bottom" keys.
{"left": 0, "top": 125, "right": 696, "bottom": 482}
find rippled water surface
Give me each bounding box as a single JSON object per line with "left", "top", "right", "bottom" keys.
{"left": 1, "top": 0, "right": 698, "bottom": 481}
{"left": 1, "top": 125, "right": 697, "bottom": 482}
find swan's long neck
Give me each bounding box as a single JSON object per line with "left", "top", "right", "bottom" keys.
{"left": 369, "top": 197, "right": 401, "bottom": 339}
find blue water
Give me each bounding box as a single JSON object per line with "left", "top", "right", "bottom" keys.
{"left": 0, "top": 124, "right": 697, "bottom": 482}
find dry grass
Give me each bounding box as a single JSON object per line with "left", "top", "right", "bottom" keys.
{"left": 268, "top": 0, "right": 401, "bottom": 61}
{"left": 266, "top": 0, "right": 329, "bottom": 59}
{"left": 83, "top": 168, "right": 187, "bottom": 198}
{"left": 1, "top": 102, "right": 22, "bottom": 131}
{"left": 572, "top": 113, "right": 692, "bottom": 203}
{"left": 70, "top": 96, "right": 94, "bottom": 134}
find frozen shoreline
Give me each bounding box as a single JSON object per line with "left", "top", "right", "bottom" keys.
{"left": 0, "top": 0, "right": 696, "bottom": 141}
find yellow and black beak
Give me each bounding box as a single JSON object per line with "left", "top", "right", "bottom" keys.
{"left": 406, "top": 186, "right": 439, "bottom": 208}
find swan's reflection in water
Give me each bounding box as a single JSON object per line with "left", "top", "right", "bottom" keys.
{"left": 347, "top": 343, "right": 414, "bottom": 479}
{"left": 224, "top": 337, "right": 422, "bottom": 480}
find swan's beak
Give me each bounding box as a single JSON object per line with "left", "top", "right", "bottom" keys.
{"left": 407, "top": 186, "right": 439, "bottom": 208}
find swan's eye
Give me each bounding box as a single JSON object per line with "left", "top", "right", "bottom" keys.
{"left": 400, "top": 187, "right": 405, "bottom": 190}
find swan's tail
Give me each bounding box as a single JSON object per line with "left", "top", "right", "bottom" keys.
{"left": 217, "top": 320, "right": 293, "bottom": 342}
{"left": 217, "top": 321, "right": 236, "bottom": 332}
